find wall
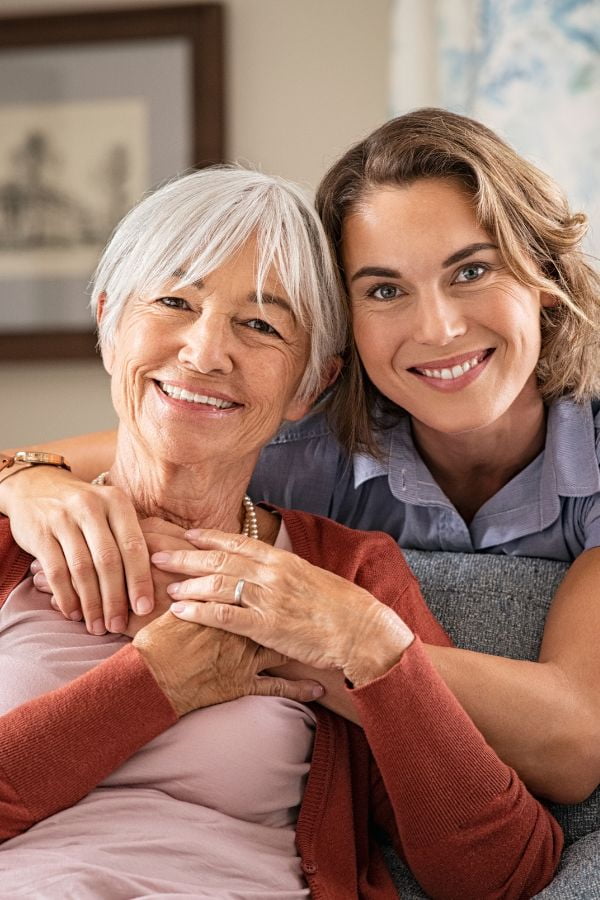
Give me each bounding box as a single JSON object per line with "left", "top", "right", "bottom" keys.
{"left": 0, "top": 0, "right": 390, "bottom": 445}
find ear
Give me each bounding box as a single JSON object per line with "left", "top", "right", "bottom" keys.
{"left": 540, "top": 290, "right": 558, "bottom": 309}
{"left": 96, "top": 292, "right": 114, "bottom": 375}
{"left": 283, "top": 355, "right": 343, "bottom": 423}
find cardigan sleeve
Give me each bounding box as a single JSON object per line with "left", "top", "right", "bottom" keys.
{"left": 0, "top": 643, "right": 177, "bottom": 841}
{"left": 351, "top": 624, "right": 563, "bottom": 900}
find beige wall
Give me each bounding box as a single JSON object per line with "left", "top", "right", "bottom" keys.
{"left": 1, "top": 0, "right": 390, "bottom": 446}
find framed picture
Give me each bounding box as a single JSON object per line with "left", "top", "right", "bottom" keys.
{"left": 0, "top": 4, "right": 224, "bottom": 360}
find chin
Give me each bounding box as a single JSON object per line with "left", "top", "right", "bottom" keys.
{"left": 412, "top": 407, "right": 505, "bottom": 437}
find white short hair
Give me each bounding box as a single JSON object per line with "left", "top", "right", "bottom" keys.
{"left": 91, "top": 166, "right": 347, "bottom": 399}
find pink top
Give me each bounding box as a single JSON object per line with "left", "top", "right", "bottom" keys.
{"left": 0, "top": 525, "right": 317, "bottom": 899}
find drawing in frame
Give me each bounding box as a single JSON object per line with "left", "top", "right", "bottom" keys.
{"left": 0, "top": 4, "right": 224, "bottom": 361}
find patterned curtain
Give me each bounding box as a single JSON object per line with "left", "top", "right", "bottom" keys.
{"left": 390, "top": 0, "right": 600, "bottom": 255}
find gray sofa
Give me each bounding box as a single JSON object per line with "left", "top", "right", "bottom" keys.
{"left": 382, "top": 550, "right": 600, "bottom": 900}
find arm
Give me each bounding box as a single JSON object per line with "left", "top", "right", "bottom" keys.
{"left": 0, "top": 430, "right": 151, "bottom": 631}
{"left": 163, "top": 522, "right": 600, "bottom": 802}
{"left": 422, "top": 546, "right": 600, "bottom": 803}
{"left": 358, "top": 636, "right": 562, "bottom": 900}
{"left": 0, "top": 608, "right": 322, "bottom": 842}
{"left": 2, "top": 429, "right": 117, "bottom": 483}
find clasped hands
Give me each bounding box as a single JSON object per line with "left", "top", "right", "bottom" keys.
{"left": 33, "top": 516, "right": 414, "bottom": 703}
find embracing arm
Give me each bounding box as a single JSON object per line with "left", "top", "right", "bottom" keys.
{"left": 2, "top": 429, "right": 116, "bottom": 483}
{"left": 423, "top": 547, "right": 600, "bottom": 803}
{"left": 0, "top": 430, "right": 151, "bottom": 630}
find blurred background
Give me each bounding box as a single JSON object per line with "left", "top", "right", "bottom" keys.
{"left": 1, "top": 0, "right": 598, "bottom": 446}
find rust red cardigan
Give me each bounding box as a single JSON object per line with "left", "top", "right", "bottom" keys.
{"left": 0, "top": 513, "right": 562, "bottom": 899}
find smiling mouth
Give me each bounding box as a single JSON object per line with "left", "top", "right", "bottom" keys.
{"left": 410, "top": 349, "right": 494, "bottom": 381}
{"left": 157, "top": 381, "right": 239, "bottom": 409}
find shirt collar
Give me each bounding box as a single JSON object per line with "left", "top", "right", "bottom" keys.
{"left": 353, "top": 414, "right": 454, "bottom": 508}
{"left": 353, "top": 397, "right": 600, "bottom": 513}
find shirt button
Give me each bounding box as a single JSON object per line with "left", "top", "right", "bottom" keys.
{"left": 301, "top": 860, "right": 318, "bottom": 875}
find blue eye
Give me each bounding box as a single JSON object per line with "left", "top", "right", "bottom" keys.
{"left": 454, "top": 264, "right": 487, "bottom": 283}
{"left": 367, "top": 284, "right": 403, "bottom": 301}
{"left": 246, "top": 318, "right": 281, "bottom": 337}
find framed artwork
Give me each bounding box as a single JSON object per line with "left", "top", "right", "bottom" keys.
{"left": 0, "top": 4, "right": 224, "bottom": 360}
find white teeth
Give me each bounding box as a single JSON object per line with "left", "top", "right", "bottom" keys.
{"left": 415, "top": 352, "right": 486, "bottom": 381}
{"left": 159, "top": 382, "right": 235, "bottom": 408}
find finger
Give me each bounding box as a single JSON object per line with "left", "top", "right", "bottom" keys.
{"left": 35, "top": 536, "right": 84, "bottom": 623}
{"left": 170, "top": 599, "right": 253, "bottom": 636}
{"left": 57, "top": 531, "right": 109, "bottom": 633}
{"left": 252, "top": 675, "right": 324, "bottom": 703}
{"left": 32, "top": 570, "right": 51, "bottom": 592}
{"left": 151, "top": 547, "right": 264, "bottom": 584}
{"left": 30, "top": 558, "right": 42, "bottom": 574}
{"left": 108, "top": 504, "right": 154, "bottom": 616}
{"left": 184, "top": 529, "right": 278, "bottom": 563}
{"left": 166, "top": 574, "right": 250, "bottom": 604}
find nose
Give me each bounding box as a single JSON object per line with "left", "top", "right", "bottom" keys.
{"left": 177, "top": 311, "right": 234, "bottom": 375}
{"left": 411, "top": 290, "right": 467, "bottom": 346}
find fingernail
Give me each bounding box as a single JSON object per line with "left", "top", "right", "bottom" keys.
{"left": 91, "top": 618, "right": 106, "bottom": 635}
{"left": 30, "top": 560, "right": 41, "bottom": 573}
{"left": 151, "top": 552, "right": 170, "bottom": 563}
{"left": 134, "top": 596, "right": 153, "bottom": 615}
{"left": 109, "top": 616, "right": 126, "bottom": 633}
{"left": 184, "top": 530, "right": 200, "bottom": 540}
{"left": 170, "top": 602, "right": 186, "bottom": 614}
{"left": 69, "top": 610, "right": 83, "bottom": 621}
{"left": 311, "top": 685, "right": 324, "bottom": 698}
{"left": 167, "top": 582, "right": 181, "bottom": 595}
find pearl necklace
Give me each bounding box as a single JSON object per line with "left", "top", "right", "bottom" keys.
{"left": 92, "top": 472, "right": 259, "bottom": 540}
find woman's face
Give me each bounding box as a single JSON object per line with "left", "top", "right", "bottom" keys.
{"left": 101, "top": 238, "right": 313, "bottom": 467}
{"left": 342, "top": 177, "right": 551, "bottom": 435}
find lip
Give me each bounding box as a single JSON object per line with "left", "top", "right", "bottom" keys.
{"left": 409, "top": 348, "right": 492, "bottom": 370}
{"left": 153, "top": 380, "right": 243, "bottom": 412}
{"left": 408, "top": 348, "right": 494, "bottom": 392}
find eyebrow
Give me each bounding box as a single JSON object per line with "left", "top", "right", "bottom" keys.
{"left": 442, "top": 242, "right": 498, "bottom": 267}
{"left": 248, "top": 291, "right": 295, "bottom": 319}
{"left": 171, "top": 273, "right": 294, "bottom": 319}
{"left": 349, "top": 243, "right": 499, "bottom": 283}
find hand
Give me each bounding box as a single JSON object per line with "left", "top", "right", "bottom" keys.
{"left": 133, "top": 609, "right": 325, "bottom": 717}
{"left": 2, "top": 465, "right": 153, "bottom": 633}
{"left": 124, "top": 519, "right": 198, "bottom": 637}
{"left": 152, "top": 529, "right": 414, "bottom": 685}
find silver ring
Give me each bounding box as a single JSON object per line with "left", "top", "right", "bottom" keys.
{"left": 233, "top": 578, "right": 246, "bottom": 605}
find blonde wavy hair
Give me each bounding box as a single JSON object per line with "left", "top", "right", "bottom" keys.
{"left": 316, "top": 107, "right": 600, "bottom": 455}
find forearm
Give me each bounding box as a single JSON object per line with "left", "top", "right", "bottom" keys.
{"left": 2, "top": 429, "right": 116, "bottom": 484}
{"left": 425, "top": 644, "right": 599, "bottom": 801}
{"left": 355, "top": 639, "right": 562, "bottom": 900}
{"left": 0, "top": 644, "right": 176, "bottom": 841}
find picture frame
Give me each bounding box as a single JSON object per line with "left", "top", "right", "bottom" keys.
{"left": 0, "top": 4, "right": 224, "bottom": 361}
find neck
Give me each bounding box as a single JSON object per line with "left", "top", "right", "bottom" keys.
{"left": 108, "top": 428, "right": 259, "bottom": 533}
{"left": 411, "top": 387, "right": 547, "bottom": 522}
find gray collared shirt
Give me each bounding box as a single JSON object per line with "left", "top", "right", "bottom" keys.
{"left": 250, "top": 396, "right": 600, "bottom": 562}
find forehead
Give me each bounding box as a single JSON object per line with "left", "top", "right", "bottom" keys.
{"left": 343, "top": 178, "right": 490, "bottom": 262}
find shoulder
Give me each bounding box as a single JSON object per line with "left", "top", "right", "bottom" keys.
{"left": 251, "top": 411, "right": 348, "bottom": 514}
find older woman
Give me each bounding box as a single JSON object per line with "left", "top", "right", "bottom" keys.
{"left": 0, "top": 167, "right": 561, "bottom": 898}
{"left": 6, "top": 109, "right": 599, "bottom": 808}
